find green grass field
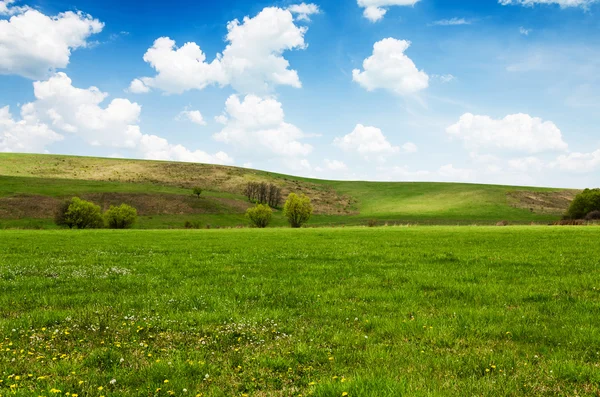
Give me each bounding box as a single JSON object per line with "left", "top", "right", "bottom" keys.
{"left": 2, "top": 227, "right": 599, "bottom": 396}
{"left": 0, "top": 153, "right": 580, "bottom": 228}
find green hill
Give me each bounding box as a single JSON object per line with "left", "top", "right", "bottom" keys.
{"left": 0, "top": 153, "right": 578, "bottom": 229}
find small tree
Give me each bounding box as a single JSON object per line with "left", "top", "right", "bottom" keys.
{"left": 105, "top": 204, "right": 138, "bottom": 229}
{"left": 566, "top": 188, "right": 600, "bottom": 219}
{"left": 246, "top": 204, "right": 273, "bottom": 228}
{"left": 283, "top": 193, "right": 313, "bottom": 228}
{"left": 63, "top": 197, "right": 104, "bottom": 229}
{"left": 55, "top": 199, "right": 75, "bottom": 229}
{"left": 193, "top": 187, "right": 203, "bottom": 198}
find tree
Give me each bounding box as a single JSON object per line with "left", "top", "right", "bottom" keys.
{"left": 244, "top": 182, "right": 282, "bottom": 208}
{"left": 566, "top": 188, "right": 600, "bottom": 219}
{"left": 283, "top": 193, "right": 313, "bottom": 228}
{"left": 55, "top": 199, "right": 75, "bottom": 229}
{"left": 246, "top": 204, "right": 273, "bottom": 228}
{"left": 63, "top": 197, "right": 104, "bottom": 229}
{"left": 105, "top": 204, "right": 138, "bottom": 229}
{"left": 193, "top": 187, "right": 203, "bottom": 198}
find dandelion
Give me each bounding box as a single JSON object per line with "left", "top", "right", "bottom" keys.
{"left": 342, "top": 393, "right": 349, "bottom": 396}
{"left": 50, "top": 389, "right": 61, "bottom": 394}
{"left": 164, "top": 379, "right": 169, "bottom": 383}
{"left": 98, "top": 386, "right": 104, "bottom": 391}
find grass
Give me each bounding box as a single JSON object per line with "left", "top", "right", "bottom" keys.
{"left": 0, "top": 154, "right": 579, "bottom": 228}
{"left": 1, "top": 226, "right": 599, "bottom": 396}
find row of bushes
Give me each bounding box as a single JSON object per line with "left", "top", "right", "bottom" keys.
{"left": 245, "top": 193, "right": 313, "bottom": 228}
{"left": 55, "top": 198, "right": 137, "bottom": 229}
{"left": 565, "top": 188, "right": 600, "bottom": 220}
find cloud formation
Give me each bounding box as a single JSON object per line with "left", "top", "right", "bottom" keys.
{"left": 446, "top": 113, "right": 568, "bottom": 153}
{"left": 213, "top": 94, "right": 312, "bottom": 158}
{"left": 131, "top": 7, "right": 308, "bottom": 95}
{"left": 0, "top": 4, "right": 103, "bottom": 79}
{"left": 353, "top": 38, "right": 429, "bottom": 96}
{"left": 357, "top": 0, "right": 420, "bottom": 22}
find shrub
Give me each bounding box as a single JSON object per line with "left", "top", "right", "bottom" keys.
{"left": 283, "top": 193, "right": 313, "bottom": 228}
{"left": 193, "top": 187, "right": 202, "bottom": 198}
{"left": 55, "top": 199, "right": 75, "bottom": 229}
{"left": 184, "top": 220, "right": 202, "bottom": 229}
{"left": 246, "top": 204, "right": 273, "bottom": 228}
{"left": 62, "top": 197, "right": 104, "bottom": 229}
{"left": 496, "top": 220, "right": 509, "bottom": 226}
{"left": 367, "top": 219, "right": 378, "bottom": 227}
{"left": 105, "top": 204, "right": 138, "bottom": 229}
{"left": 566, "top": 188, "right": 600, "bottom": 219}
{"left": 585, "top": 210, "right": 600, "bottom": 221}
{"left": 554, "top": 219, "right": 585, "bottom": 226}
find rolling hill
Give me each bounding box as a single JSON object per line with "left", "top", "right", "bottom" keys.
{"left": 0, "top": 153, "right": 578, "bottom": 229}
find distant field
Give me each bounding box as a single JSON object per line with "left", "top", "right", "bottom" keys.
{"left": 0, "top": 153, "right": 579, "bottom": 228}
{"left": 1, "top": 227, "right": 599, "bottom": 396}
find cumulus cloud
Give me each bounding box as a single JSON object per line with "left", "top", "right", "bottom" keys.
{"left": 551, "top": 149, "right": 600, "bottom": 172}
{"left": 519, "top": 27, "right": 532, "bottom": 35}
{"left": 139, "top": 134, "right": 232, "bottom": 164}
{"left": 213, "top": 94, "right": 312, "bottom": 158}
{"left": 353, "top": 38, "right": 429, "bottom": 96}
{"left": 131, "top": 7, "right": 308, "bottom": 95}
{"left": 0, "top": 4, "right": 103, "bottom": 79}
{"left": 127, "top": 78, "right": 151, "bottom": 94}
{"left": 446, "top": 113, "right": 568, "bottom": 153}
{"left": 334, "top": 124, "right": 415, "bottom": 160}
{"left": 499, "top": 0, "right": 599, "bottom": 8}
{"left": 288, "top": 3, "right": 320, "bottom": 21}
{"left": 357, "top": 0, "right": 420, "bottom": 22}
{"left": 176, "top": 108, "right": 206, "bottom": 126}
{"left": 324, "top": 159, "right": 348, "bottom": 170}
{"left": 0, "top": 73, "right": 231, "bottom": 164}
{"left": 0, "top": 105, "right": 63, "bottom": 152}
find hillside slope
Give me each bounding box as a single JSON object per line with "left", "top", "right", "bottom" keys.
{"left": 0, "top": 153, "right": 578, "bottom": 228}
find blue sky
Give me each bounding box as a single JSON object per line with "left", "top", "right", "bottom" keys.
{"left": 1, "top": 0, "right": 599, "bottom": 188}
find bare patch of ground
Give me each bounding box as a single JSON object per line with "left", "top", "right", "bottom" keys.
{"left": 0, "top": 193, "right": 255, "bottom": 219}
{"left": 507, "top": 190, "right": 579, "bottom": 215}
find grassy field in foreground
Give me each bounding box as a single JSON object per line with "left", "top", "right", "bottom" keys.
{"left": 1, "top": 227, "right": 600, "bottom": 396}
{"left": 0, "top": 153, "right": 579, "bottom": 227}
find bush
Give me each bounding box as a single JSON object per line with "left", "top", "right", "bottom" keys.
{"left": 283, "top": 193, "right": 313, "bottom": 228}
{"left": 585, "top": 210, "right": 600, "bottom": 221}
{"left": 55, "top": 199, "right": 75, "bottom": 229}
{"left": 566, "top": 188, "right": 600, "bottom": 219}
{"left": 62, "top": 197, "right": 104, "bottom": 229}
{"left": 246, "top": 204, "right": 273, "bottom": 228}
{"left": 193, "top": 187, "right": 202, "bottom": 198}
{"left": 104, "top": 204, "right": 138, "bottom": 229}
{"left": 367, "top": 219, "right": 378, "bottom": 227}
{"left": 496, "top": 220, "right": 509, "bottom": 226}
{"left": 184, "top": 220, "right": 202, "bottom": 229}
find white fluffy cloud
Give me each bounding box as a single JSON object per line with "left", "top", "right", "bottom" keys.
{"left": 139, "top": 134, "right": 232, "bottom": 164}
{"left": 353, "top": 38, "right": 429, "bottom": 96}
{"left": 446, "top": 113, "right": 568, "bottom": 153}
{"left": 551, "top": 149, "right": 600, "bottom": 172}
{"left": 288, "top": 3, "right": 320, "bottom": 21}
{"left": 357, "top": 0, "right": 420, "bottom": 22}
{"left": 176, "top": 108, "right": 206, "bottom": 126}
{"left": 0, "top": 105, "right": 63, "bottom": 152}
{"left": 0, "top": 4, "right": 103, "bottom": 79}
{"left": 132, "top": 7, "right": 308, "bottom": 95}
{"left": 213, "top": 94, "right": 312, "bottom": 157}
{"left": 0, "top": 73, "right": 231, "bottom": 164}
{"left": 324, "top": 159, "right": 348, "bottom": 170}
{"left": 499, "top": 0, "right": 599, "bottom": 8}
{"left": 334, "top": 124, "right": 415, "bottom": 160}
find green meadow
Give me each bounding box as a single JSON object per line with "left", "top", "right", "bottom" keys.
{"left": 0, "top": 154, "right": 580, "bottom": 228}
{"left": 1, "top": 226, "right": 599, "bottom": 396}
